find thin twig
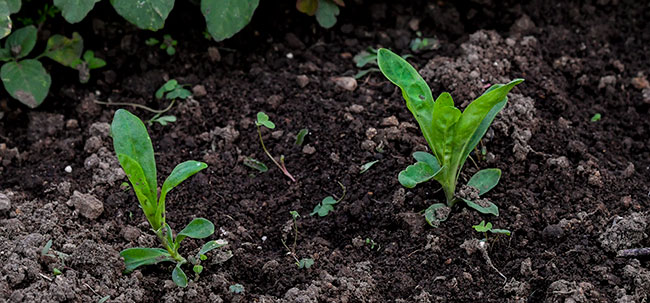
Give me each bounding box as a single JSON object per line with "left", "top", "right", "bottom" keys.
{"left": 94, "top": 99, "right": 175, "bottom": 114}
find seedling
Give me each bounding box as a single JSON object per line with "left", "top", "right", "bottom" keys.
{"left": 229, "top": 283, "right": 245, "bottom": 294}
{"left": 311, "top": 181, "right": 346, "bottom": 217}
{"left": 472, "top": 220, "right": 511, "bottom": 241}
{"left": 296, "top": 0, "right": 345, "bottom": 29}
{"left": 243, "top": 157, "right": 268, "bottom": 172}
{"left": 71, "top": 50, "right": 107, "bottom": 83}
{"left": 111, "top": 109, "right": 227, "bottom": 287}
{"left": 295, "top": 128, "right": 309, "bottom": 146}
{"left": 255, "top": 112, "right": 296, "bottom": 182}
{"left": 146, "top": 34, "right": 178, "bottom": 56}
{"left": 281, "top": 211, "right": 314, "bottom": 269}
{"left": 590, "top": 113, "right": 601, "bottom": 122}
{"left": 377, "top": 48, "right": 523, "bottom": 227}
{"left": 353, "top": 47, "right": 412, "bottom": 79}
{"left": 359, "top": 160, "right": 379, "bottom": 174}
{"left": 147, "top": 79, "right": 191, "bottom": 126}
{"left": 365, "top": 238, "right": 380, "bottom": 250}
{"left": 409, "top": 31, "right": 439, "bottom": 52}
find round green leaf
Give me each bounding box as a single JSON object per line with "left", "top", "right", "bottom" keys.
{"left": 315, "top": 0, "right": 339, "bottom": 29}
{"left": 467, "top": 168, "right": 501, "bottom": 196}
{"left": 255, "top": 111, "right": 275, "bottom": 129}
{"left": 5, "top": 25, "right": 37, "bottom": 59}
{"left": 198, "top": 239, "right": 228, "bottom": 255}
{"left": 398, "top": 161, "right": 441, "bottom": 188}
{"left": 54, "top": 0, "right": 100, "bottom": 23}
{"left": 45, "top": 32, "right": 84, "bottom": 67}
{"left": 201, "top": 0, "right": 259, "bottom": 42}
{"left": 6, "top": 0, "right": 19, "bottom": 13}
{"left": 1, "top": 60, "right": 51, "bottom": 108}
{"left": 0, "top": 1, "right": 11, "bottom": 39}
{"left": 172, "top": 264, "right": 188, "bottom": 287}
{"left": 111, "top": 0, "right": 174, "bottom": 31}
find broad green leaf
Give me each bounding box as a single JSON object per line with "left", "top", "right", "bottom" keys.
{"left": 295, "top": 128, "right": 308, "bottom": 145}
{"left": 83, "top": 50, "right": 107, "bottom": 69}
{"left": 172, "top": 264, "right": 188, "bottom": 287}
{"left": 472, "top": 220, "right": 492, "bottom": 232}
{"left": 54, "top": 0, "right": 100, "bottom": 23}
{"left": 311, "top": 203, "right": 334, "bottom": 216}
{"left": 175, "top": 218, "right": 215, "bottom": 248}
{"left": 157, "top": 160, "right": 207, "bottom": 220}
{"left": 1, "top": 59, "right": 51, "bottom": 108}
{"left": 5, "top": 25, "right": 37, "bottom": 59}
{"left": 296, "top": 0, "right": 318, "bottom": 15}
{"left": 111, "top": 0, "right": 174, "bottom": 31}
{"left": 155, "top": 79, "right": 177, "bottom": 99}
{"left": 460, "top": 97, "right": 507, "bottom": 174}
{"left": 5, "top": 0, "right": 19, "bottom": 13}
{"left": 44, "top": 32, "right": 84, "bottom": 67}
{"left": 359, "top": 160, "right": 378, "bottom": 174}
{"left": 377, "top": 48, "right": 436, "bottom": 149}
{"left": 193, "top": 264, "right": 203, "bottom": 274}
{"left": 430, "top": 103, "right": 461, "bottom": 167}
{"left": 111, "top": 109, "right": 158, "bottom": 210}
{"left": 243, "top": 157, "right": 268, "bottom": 172}
{"left": 412, "top": 152, "right": 440, "bottom": 171}
{"left": 398, "top": 161, "right": 442, "bottom": 188}
{"left": 315, "top": 0, "right": 339, "bottom": 29}
{"left": 255, "top": 111, "right": 275, "bottom": 129}
{"left": 298, "top": 258, "right": 314, "bottom": 268}
{"left": 467, "top": 168, "right": 501, "bottom": 196}
{"left": 165, "top": 87, "right": 191, "bottom": 99}
{"left": 116, "top": 154, "right": 155, "bottom": 216}
{"left": 0, "top": 1, "right": 11, "bottom": 39}
{"left": 120, "top": 247, "right": 173, "bottom": 272}
{"left": 321, "top": 196, "right": 337, "bottom": 205}
{"left": 201, "top": 0, "right": 259, "bottom": 42}
{"left": 198, "top": 239, "right": 228, "bottom": 255}
{"left": 423, "top": 203, "right": 449, "bottom": 227}
{"left": 462, "top": 198, "right": 499, "bottom": 216}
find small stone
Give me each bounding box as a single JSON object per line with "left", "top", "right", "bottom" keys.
{"left": 64, "top": 166, "right": 72, "bottom": 173}
{"left": 284, "top": 33, "right": 305, "bottom": 49}
{"left": 542, "top": 224, "right": 564, "bottom": 242}
{"left": 84, "top": 136, "right": 103, "bottom": 153}
{"left": 302, "top": 145, "right": 316, "bottom": 155}
{"left": 598, "top": 75, "right": 617, "bottom": 89}
{"left": 547, "top": 156, "right": 570, "bottom": 168}
{"left": 620, "top": 195, "right": 632, "bottom": 208}
{"left": 331, "top": 77, "right": 357, "bottom": 91}
{"left": 122, "top": 226, "right": 141, "bottom": 241}
{"left": 89, "top": 122, "right": 111, "bottom": 138}
{"left": 271, "top": 130, "right": 284, "bottom": 139}
{"left": 0, "top": 193, "right": 11, "bottom": 211}
{"left": 207, "top": 47, "right": 221, "bottom": 62}
{"left": 381, "top": 116, "right": 399, "bottom": 127}
{"left": 68, "top": 191, "right": 104, "bottom": 220}
{"left": 348, "top": 104, "right": 364, "bottom": 113}
{"left": 642, "top": 88, "right": 650, "bottom": 104}
{"left": 365, "top": 127, "right": 378, "bottom": 139}
{"left": 192, "top": 85, "right": 207, "bottom": 97}
{"left": 631, "top": 76, "right": 649, "bottom": 89}
{"left": 296, "top": 75, "right": 309, "bottom": 88}
{"left": 622, "top": 162, "right": 635, "bottom": 178}
{"left": 588, "top": 170, "right": 603, "bottom": 187}
{"left": 360, "top": 140, "right": 376, "bottom": 151}
{"left": 408, "top": 18, "right": 420, "bottom": 31}
{"left": 286, "top": 53, "right": 294, "bottom": 59}
{"left": 65, "top": 119, "right": 78, "bottom": 129}
{"left": 329, "top": 152, "right": 340, "bottom": 163}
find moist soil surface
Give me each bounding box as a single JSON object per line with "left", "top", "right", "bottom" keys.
{"left": 1, "top": 0, "right": 650, "bottom": 302}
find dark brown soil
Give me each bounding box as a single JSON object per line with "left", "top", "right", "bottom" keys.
{"left": 1, "top": 0, "right": 649, "bottom": 302}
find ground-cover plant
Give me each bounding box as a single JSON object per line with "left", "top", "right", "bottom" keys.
{"left": 281, "top": 211, "right": 314, "bottom": 269}
{"left": 111, "top": 109, "right": 226, "bottom": 287}
{"left": 472, "top": 220, "right": 511, "bottom": 241}
{"left": 296, "top": 0, "right": 344, "bottom": 29}
{"left": 409, "top": 31, "right": 439, "bottom": 52}
{"left": 377, "top": 48, "right": 523, "bottom": 227}
{"left": 311, "top": 181, "right": 346, "bottom": 217}
{"left": 146, "top": 34, "right": 178, "bottom": 56}
{"left": 255, "top": 112, "right": 296, "bottom": 182}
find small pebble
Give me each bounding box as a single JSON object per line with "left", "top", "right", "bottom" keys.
{"left": 348, "top": 104, "right": 364, "bottom": 113}
{"left": 192, "top": 85, "right": 207, "bottom": 97}
{"left": 0, "top": 193, "right": 11, "bottom": 211}
{"left": 286, "top": 53, "right": 294, "bottom": 59}
{"left": 302, "top": 144, "right": 316, "bottom": 155}
{"left": 296, "top": 75, "right": 309, "bottom": 88}
{"left": 64, "top": 166, "right": 72, "bottom": 173}
{"left": 331, "top": 77, "right": 357, "bottom": 91}
{"left": 542, "top": 224, "right": 564, "bottom": 242}
{"left": 381, "top": 116, "right": 399, "bottom": 127}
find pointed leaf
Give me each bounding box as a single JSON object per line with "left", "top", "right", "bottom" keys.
{"left": 463, "top": 198, "right": 499, "bottom": 216}
{"left": 175, "top": 218, "right": 215, "bottom": 248}
{"left": 44, "top": 32, "right": 84, "bottom": 67}
{"left": 202, "top": 0, "right": 259, "bottom": 42}
{"left": 315, "top": 0, "right": 339, "bottom": 28}
{"left": 198, "top": 239, "right": 228, "bottom": 255}
{"left": 423, "top": 203, "right": 449, "bottom": 227}
{"left": 359, "top": 160, "right": 379, "bottom": 174}
{"left": 243, "top": 157, "right": 268, "bottom": 172}
{"left": 5, "top": 26, "right": 37, "bottom": 59}
{"left": 111, "top": 0, "right": 174, "bottom": 31}
{"left": 398, "top": 161, "right": 442, "bottom": 188}
{"left": 116, "top": 154, "right": 155, "bottom": 215}
{"left": 120, "top": 247, "right": 173, "bottom": 272}
{"left": 158, "top": 160, "right": 207, "bottom": 218}
{"left": 111, "top": 109, "right": 158, "bottom": 209}
{"left": 54, "top": 0, "right": 100, "bottom": 23}
{"left": 172, "top": 264, "right": 188, "bottom": 287}
{"left": 467, "top": 168, "right": 501, "bottom": 196}
{"left": 1, "top": 59, "right": 51, "bottom": 108}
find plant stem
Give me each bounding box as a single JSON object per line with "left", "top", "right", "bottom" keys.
{"left": 257, "top": 126, "right": 296, "bottom": 182}
{"left": 155, "top": 228, "right": 186, "bottom": 264}
{"left": 94, "top": 99, "right": 175, "bottom": 114}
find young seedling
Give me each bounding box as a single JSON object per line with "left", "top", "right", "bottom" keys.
{"left": 71, "top": 50, "right": 107, "bottom": 83}
{"left": 243, "top": 157, "right": 268, "bottom": 172}
{"left": 281, "top": 211, "right": 314, "bottom": 269}
{"left": 409, "top": 31, "right": 440, "bottom": 52}
{"left": 146, "top": 34, "right": 178, "bottom": 56}
{"left": 295, "top": 128, "right": 309, "bottom": 146}
{"left": 229, "top": 283, "right": 245, "bottom": 294}
{"left": 111, "top": 109, "right": 227, "bottom": 287}
{"left": 365, "top": 238, "right": 380, "bottom": 250}
{"left": 311, "top": 181, "right": 346, "bottom": 217}
{"left": 147, "top": 79, "right": 191, "bottom": 126}
{"left": 377, "top": 48, "right": 523, "bottom": 227}
{"left": 255, "top": 112, "right": 296, "bottom": 182}
{"left": 359, "top": 160, "right": 379, "bottom": 174}
{"left": 41, "top": 239, "right": 69, "bottom": 275}
{"left": 353, "top": 47, "right": 412, "bottom": 79}
{"left": 472, "top": 220, "right": 511, "bottom": 241}
{"left": 590, "top": 113, "right": 601, "bottom": 122}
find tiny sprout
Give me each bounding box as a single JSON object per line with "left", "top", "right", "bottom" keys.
{"left": 295, "top": 128, "right": 309, "bottom": 146}
{"left": 365, "top": 238, "right": 380, "bottom": 250}
{"left": 472, "top": 220, "right": 511, "bottom": 241}
{"left": 290, "top": 210, "right": 300, "bottom": 219}
{"left": 311, "top": 181, "right": 346, "bottom": 217}
{"left": 591, "top": 113, "right": 601, "bottom": 122}
{"left": 410, "top": 31, "right": 440, "bottom": 52}
{"left": 243, "top": 157, "right": 268, "bottom": 172}
{"left": 146, "top": 35, "right": 178, "bottom": 56}
{"left": 255, "top": 112, "right": 296, "bottom": 182}
{"left": 359, "top": 160, "right": 379, "bottom": 174}
{"left": 53, "top": 268, "right": 62, "bottom": 275}
{"left": 298, "top": 258, "right": 314, "bottom": 269}
{"left": 193, "top": 265, "right": 203, "bottom": 274}
{"left": 229, "top": 283, "right": 245, "bottom": 294}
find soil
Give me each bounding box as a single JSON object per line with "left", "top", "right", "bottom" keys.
{"left": 1, "top": 0, "right": 650, "bottom": 302}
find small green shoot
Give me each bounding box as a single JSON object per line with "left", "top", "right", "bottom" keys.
{"left": 146, "top": 79, "right": 192, "bottom": 126}
{"left": 281, "top": 211, "right": 313, "bottom": 269}
{"left": 71, "top": 50, "right": 107, "bottom": 84}
{"left": 359, "top": 160, "right": 379, "bottom": 174}
{"left": 149, "top": 115, "right": 176, "bottom": 126}
{"left": 146, "top": 34, "right": 178, "bottom": 56}
{"left": 353, "top": 47, "right": 412, "bottom": 79}
{"left": 98, "top": 296, "right": 110, "bottom": 303}
{"left": 297, "top": 258, "right": 314, "bottom": 269}
{"left": 53, "top": 268, "right": 62, "bottom": 275}
{"left": 472, "top": 220, "right": 511, "bottom": 241}
{"left": 243, "top": 157, "right": 268, "bottom": 172}
{"left": 311, "top": 181, "right": 346, "bottom": 217}
{"left": 365, "top": 238, "right": 380, "bottom": 250}
{"left": 591, "top": 113, "right": 601, "bottom": 122}
{"left": 111, "top": 109, "right": 227, "bottom": 287}
{"left": 255, "top": 112, "right": 296, "bottom": 182}
{"left": 229, "top": 283, "right": 245, "bottom": 294}
{"left": 295, "top": 128, "right": 309, "bottom": 146}
{"left": 377, "top": 48, "right": 523, "bottom": 227}
{"left": 410, "top": 31, "right": 439, "bottom": 52}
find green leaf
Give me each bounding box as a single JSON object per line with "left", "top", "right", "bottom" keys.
{"left": 116, "top": 154, "right": 155, "bottom": 215}
{"left": 472, "top": 220, "right": 492, "bottom": 232}
{"left": 175, "top": 218, "right": 215, "bottom": 249}
{"left": 201, "top": 0, "right": 259, "bottom": 42}
{"left": 429, "top": 94, "right": 462, "bottom": 167}
{"left": 255, "top": 112, "right": 275, "bottom": 129}
{"left": 0, "top": 1, "right": 11, "bottom": 39}
{"left": 193, "top": 264, "right": 203, "bottom": 274}
{"left": 354, "top": 68, "right": 380, "bottom": 79}
{"left": 111, "top": 0, "right": 174, "bottom": 31}
{"left": 1, "top": 59, "right": 51, "bottom": 108}
{"left": 295, "top": 128, "right": 308, "bottom": 145}
{"left": 198, "top": 239, "right": 228, "bottom": 255}
{"left": 296, "top": 0, "right": 318, "bottom": 15}
{"left": 111, "top": 109, "right": 158, "bottom": 218}
{"left": 145, "top": 37, "right": 159, "bottom": 46}
{"left": 298, "top": 258, "right": 314, "bottom": 269}
{"left": 359, "top": 160, "right": 378, "bottom": 174}
{"left": 315, "top": 0, "right": 339, "bottom": 29}
{"left": 157, "top": 160, "right": 207, "bottom": 219}
{"left": 165, "top": 87, "right": 191, "bottom": 100}
{"left": 590, "top": 113, "right": 601, "bottom": 122}
{"left": 412, "top": 152, "right": 441, "bottom": 171}
{"left": 44, "top": 32, "right": 84, "bottom": 67}
{"left": 172, "top": 264, "right": 188, "bottom": 287}
{"left": 54, "top": 0, "right": 100, "bottom": 23}
{"left": 243, "top": 157, "right": 268, "bottom": 172}
{"left": 490, "top": 228, "right": 511, "bottom": 236}
{"left": 398, "top": 161, "right": 442, "bottom": 188}
{"left": 98, "top": 295, "right": 111, "bottom": 303}
{"left": 462, "top": 198, "right": 499, "bottom": 216}
{"left": 5, "top": 25, "right": 37, "bottom": 59}
{"left": 120, "top": 247, "right": 174, "bottom": 272}
{"left": 150, "top": 115, "right": 176, "bottom": 126}
{"left": 467, "top": 168, "right": 501, "bottom": 196}
{"left": 353, "top": 49, "right": 377, "bottom": 68}
{"left": 423, "top": 203, "right": 449, "bottom": 227}
{"left": 5, "top": 0, "right": 19, "bottom": 13}
{"left": 229, "top": 283, "right": 244, "bottom": 294}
